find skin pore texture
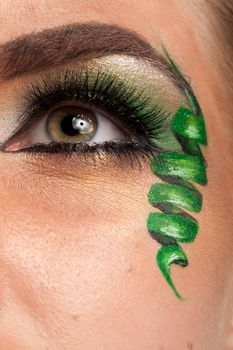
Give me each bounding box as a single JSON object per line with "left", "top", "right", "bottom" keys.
{"left": 0, "top": 2, "right": 233, "bottom": 350}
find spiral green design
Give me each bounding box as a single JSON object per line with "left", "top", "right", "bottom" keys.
{"left": 147, "top": 51, "right": 207, "bottom": 299}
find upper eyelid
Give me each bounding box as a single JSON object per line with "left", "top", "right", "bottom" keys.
{"left": 20, "top": 67, "right": 169, "bottom": 132}
{"left": 0, "top": 65, "right": 172, "bottom": 152}
{"left": 20, "top": 66, "right": 162, "bottom": 112}
{"left": 0, "top": 47, "right": 191, "bottom": 151}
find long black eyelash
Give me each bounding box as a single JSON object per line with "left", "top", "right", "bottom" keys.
{"left": 18, "top": 67, "right": 170, "bottom": 146}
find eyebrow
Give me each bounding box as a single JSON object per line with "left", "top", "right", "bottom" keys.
{"left": 0, "top": 23, "right": 185, "bottom": 90}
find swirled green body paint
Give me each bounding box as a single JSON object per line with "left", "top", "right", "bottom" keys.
{"left": 147, "top": 51, "right": 207, "bottom": 299}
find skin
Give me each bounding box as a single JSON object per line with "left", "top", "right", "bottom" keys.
{"left": 0, "top": 1, "right": 233, "bottom": 349}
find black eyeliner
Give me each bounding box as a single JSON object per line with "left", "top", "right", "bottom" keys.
{"left": 10, "top": 140, "right": 162, "bottom": 167}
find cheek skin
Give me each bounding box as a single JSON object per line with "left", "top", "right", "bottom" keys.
{"left": 0, "top": 151, "right": 231, "bottom": 350}
{"left": 0, "top": 155, "right": 158, "bottom": 349}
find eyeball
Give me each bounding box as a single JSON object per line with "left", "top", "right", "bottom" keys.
{"left": 47, "top": 106, "right": 98, "bottom": 143}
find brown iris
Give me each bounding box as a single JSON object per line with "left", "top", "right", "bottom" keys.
{"left": 46, "top": 106, "right": 98, "bottom": 142}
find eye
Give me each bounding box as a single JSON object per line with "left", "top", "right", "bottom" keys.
{"left": 2, "top": 59, "right": 186, "bottom": 157}
{"left": 7, "top": 103, "right": 126, "bottom": 151}
{"left": 48, "top": 105, "right": 98, "bottom": 142}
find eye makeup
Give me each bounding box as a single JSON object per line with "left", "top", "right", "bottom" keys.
{"left": 0, "top": 48, "right": 207, "bottom": 300}
{"left": 147, "top": 50, "right": 207, "bottom": 299}
{"left": 1, "top": 55, "right": 187, "bottom": 161}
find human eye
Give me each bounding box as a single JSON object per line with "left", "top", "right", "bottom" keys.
{"left": 0, "top": 55, "right": 187, "bottom": 164}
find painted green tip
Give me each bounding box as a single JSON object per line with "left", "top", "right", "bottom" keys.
{"left": 151, "top": 153, "right": 207, "bottom": 186}
{"left": 172, "top": 107, "right": 207, "bottom": 145}
{"left": 163, "top": 46, "right": 207, "bottom": 144}
{"left": 147, "top": 212, "right": 199, "bottom": 243}
{"left": 148, "top": 183, "right": 202, "bottom": 213}
{"left": 156, "top": 245, "right": 188, "bottom": 300}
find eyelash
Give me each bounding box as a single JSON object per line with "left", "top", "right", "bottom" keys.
{"left": 5, "top": 67, "right": 170, "bottom": 163}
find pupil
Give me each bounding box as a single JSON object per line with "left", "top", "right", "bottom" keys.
{"left": 60, "top": 114, "right": 80, "bottom": 136}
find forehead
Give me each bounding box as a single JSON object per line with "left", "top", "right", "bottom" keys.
{"left": 0, "top": 0, "right": 192, "bottom": 46}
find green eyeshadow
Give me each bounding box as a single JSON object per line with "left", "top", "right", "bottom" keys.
{"left": 147, "top": 50, "right": 207, "bottom": 300}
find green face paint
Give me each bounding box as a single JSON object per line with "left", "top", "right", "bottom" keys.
{"left": 147, "top": 50, "right": 207, "bottom": 300}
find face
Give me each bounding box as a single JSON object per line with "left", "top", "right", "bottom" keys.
{"left": 0, "top": 1, "right": 233, "bottom": 349}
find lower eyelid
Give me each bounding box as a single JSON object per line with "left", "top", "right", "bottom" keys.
{"left": 4, "top": 141, "right": 158, "bottom": 172}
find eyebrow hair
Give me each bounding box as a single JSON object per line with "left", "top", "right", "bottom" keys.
{"left": 0, "top": 22, "right": 185, "bottom": 90}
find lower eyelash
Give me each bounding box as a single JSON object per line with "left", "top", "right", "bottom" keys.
{"left": 9, "top": 140, "right": 162, "bottom": 167}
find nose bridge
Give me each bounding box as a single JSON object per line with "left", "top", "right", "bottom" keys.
{"left": 0, "top": 287, "right": 50, "bottom": 349}
{"left": 0, "top": 190, "right": 24, "bottom": 266}
{"left": 0, "top": 194, "right": 24, "bottom": 303}
{"left": 0, "top": 181, "right": 36, "bottom": 304}
{"left": 0, "top": 174, "right": 14, "bottom": 309}
{"left": 0, "top": 189, "right": 50, "bottom": 347}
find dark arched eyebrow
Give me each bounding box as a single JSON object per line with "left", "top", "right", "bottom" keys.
{"left": 0, "top": 22, "right": 185, "bottom": 91}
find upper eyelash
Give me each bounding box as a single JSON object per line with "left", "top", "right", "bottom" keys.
{"left": 17, "top": 67, "right": 170, "bottom": 145}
